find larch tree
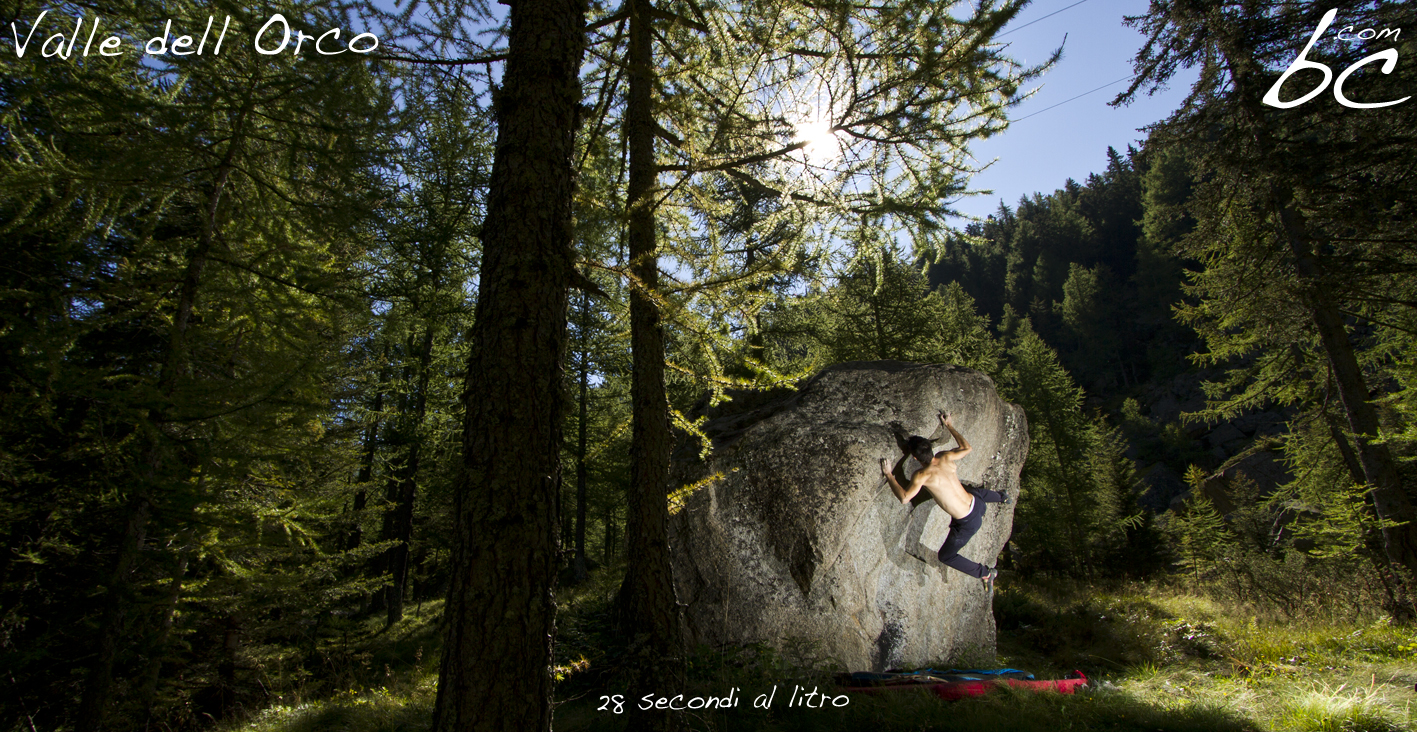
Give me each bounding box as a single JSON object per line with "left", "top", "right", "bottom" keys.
{"left": 427, "top": 0, "right": 590, "bottom": 730}
{"left": 572, "top": 1, "right": 1043, "bottom": 724}
{"left": 565, "top": 140, "right": 633, "bottom": 584}
{"left": 363, "top": 66, "right": 487, "bottom": 627}
{"left": 0, "top": 2, "right": 394, "bottom": 727}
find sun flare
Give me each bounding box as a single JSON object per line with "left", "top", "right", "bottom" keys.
{"left": 795, "top": 119, "right": 841, "bottom": 164}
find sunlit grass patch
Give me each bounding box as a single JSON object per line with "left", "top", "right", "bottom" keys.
{"left": 226, "top": 571, "right": 1415, "bottom": 732}
{"left": 1277, "top": 681, "right": 1411, "bottom": 732}
{"left": 554, "top": 679, "right": 1261, "bottom": 732}
{"left": 990, "top": 578, "right": 1416, "bottom": 732}
{"left": 228, "top": 600, "right": 445, "bottom": 732}
{"left": 234, "top": 676, "right": 436, "bottom": 732}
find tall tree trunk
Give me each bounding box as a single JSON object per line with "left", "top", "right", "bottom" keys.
{"left": 139, "top": 547, "right": 190, "bottom": 723}
{"left": 574, "top": 289, "right": 591, "bottom": 583}
{"left": 619, "top": 0, "right": 685, "bottom": 728}
{"left": 430, "top": 0, "right": 585, "bottom": 725}
{"left": 1322, "top": 374, "right": 1405, "bottom": 609}
{"left": 348, "top": 363, "right": 388, "bottom": 551}
{"left": 1324, "top": 370, "right": 1367, "bottom": 487}
{"left": 387, "top": 328, "right": 436, "bottom": 626}
{"left": 75, "top": 132, "right": 243, "bottom": 732}
{"left": 604, "top": 509, "right": 617, "bottom": 564}
{"left": 384, "top": 458, "right": 417, "bottom": 625}
{"left": 1277, "top": 203, "right": 1417, "bottom": 596}
{"left": 74, "top": 495, "right": 151, "bottom": 732}
{"left": 370, "top": 375, "right": 408, "bottom": 616}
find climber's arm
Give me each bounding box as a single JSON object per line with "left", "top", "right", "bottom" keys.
{"left": 941, "top": 413, "right": 971, "bottom": 461}
{"left": 880, "top": 458, "right": 924, "bottom": 504}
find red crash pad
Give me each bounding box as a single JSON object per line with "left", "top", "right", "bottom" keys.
{"left": 842, "top": 671, "right": 1088, "bottom": 700}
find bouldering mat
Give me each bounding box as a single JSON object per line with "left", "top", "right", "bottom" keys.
{"left": 837, "top": 668, "right": 1087, "bottom": 700}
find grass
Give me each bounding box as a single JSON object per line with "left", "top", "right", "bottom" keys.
{"left": 553, "top": 677, "right": 1261, "bottom": 732}
{"left": 987, "top": 578, "right": 1416, "bottom": 732}
{"left": 237, "top": 681, "right": 437, "bottom": 732}
{"left": 228, "top": 571, "right": 1417, "bottom": 732}
{"left": 228, "top": 601, "right": 443, "bottom": 732}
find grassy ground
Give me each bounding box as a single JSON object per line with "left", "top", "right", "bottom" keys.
{"left": 231, "top": 570, "right": 1417, "bottom": 732}
{"left": 984, "top": 579, "right": 1416, "bottom": 732}
{"left": 231, "top": 601, "right": 443, "bottom": 732}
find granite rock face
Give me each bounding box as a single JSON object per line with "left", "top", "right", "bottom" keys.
{"left": 668, "top": 361, "right": 1028, "bottom": 672}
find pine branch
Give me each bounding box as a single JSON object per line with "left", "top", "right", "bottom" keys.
{"left": 587, "top": 8, "right": 631, "bottom": 32}
{"left": 375, "top": 52, "right": 509, "bottom": 66}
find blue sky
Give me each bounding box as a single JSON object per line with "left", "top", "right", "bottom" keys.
{"left": 363, "top": 0, "right": 1199, "bottom": 224}
{"left": 950, "top": 0, "right": 1200, "bottom": 220}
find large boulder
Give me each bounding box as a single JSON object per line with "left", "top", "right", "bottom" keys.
{"left": 668, "top": 361, "right": 1028, "bottom": 672}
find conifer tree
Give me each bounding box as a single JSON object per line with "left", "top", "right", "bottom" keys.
{"left": 773, "top": 250, "right": 1003, "bottom": 374}
{"left": 362, "top": 66, "right": 486, "bottom": 626}
{"left": 1115, "top": 0, "right": 1417, "bottom": 601}
{"left": 428, "top": 0, "right": 589, "bottom": 728}
{"left": 1001, "top": 321, "right": 1133, "bottom": 576}
{"left": 1167, "top": 487, "right": 1231, "bottom": 590}
{"left": 0, "top": 2, "right": 394, "bottom": 725}
{"left": 1131, "top": 145, "right": 1192, "bottom": 331}
{"left": 1057, "top": 262, "right": 1120, "bottom": 383}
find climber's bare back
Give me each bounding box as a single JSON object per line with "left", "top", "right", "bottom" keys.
{"left": 911, "top": 452, "right": 973, "bottom": 519}
{"left": 880, "top": 412, "right": 974, "bottom": 519}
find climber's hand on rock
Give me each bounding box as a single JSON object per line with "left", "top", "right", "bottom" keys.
{"left": 879, "top": 458, "right": 890, "bottom": 476}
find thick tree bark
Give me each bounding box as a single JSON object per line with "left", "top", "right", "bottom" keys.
{"left": 430, "top": 0, "right": 585, "bottom": 726}
{"left": 619, "top": 0, "right": 686, "bottom": 728}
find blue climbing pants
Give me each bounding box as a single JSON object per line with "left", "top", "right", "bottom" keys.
{"left": 937, "top": 487, "right": 1006, "bottom": 578}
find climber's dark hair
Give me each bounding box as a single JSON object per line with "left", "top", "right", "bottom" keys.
{"left": 907, "top": 436, "right": 934, "bottom": 466}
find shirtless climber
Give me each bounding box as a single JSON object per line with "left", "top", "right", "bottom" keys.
{"left": 879, "top": 412, "right": 1009, "bottom": 592}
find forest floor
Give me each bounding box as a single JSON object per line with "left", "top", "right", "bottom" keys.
{"left": 232, "top": 568, "right": 1417, "bottom": 732}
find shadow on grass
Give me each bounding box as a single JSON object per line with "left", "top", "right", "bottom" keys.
{"left": 992, "top": 578, "right": 1221, "bottom": 677}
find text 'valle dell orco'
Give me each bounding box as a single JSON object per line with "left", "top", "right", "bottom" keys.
{"left": 9, "top": 12, "right": 378, "bottom": 60}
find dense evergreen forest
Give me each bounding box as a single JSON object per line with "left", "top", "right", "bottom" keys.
{"left": 1, "top": 1, "right": 1414, "bottom": 731}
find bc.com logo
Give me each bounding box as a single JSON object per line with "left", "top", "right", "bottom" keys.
{"left": 1264, "top": 8, "right": 1408, "bottom": 109}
